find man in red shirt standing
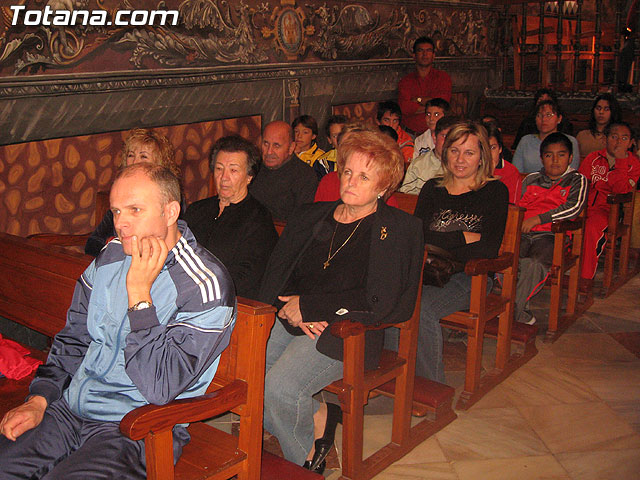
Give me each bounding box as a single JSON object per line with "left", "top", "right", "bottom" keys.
{"left": 398, "top": 36, "right": 452, "bottom": 136}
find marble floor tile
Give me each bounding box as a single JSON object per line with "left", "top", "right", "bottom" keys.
{"left": 555, "top": 448, "right": 640, "bottom": 480}
{"left": 453, "top": 455, "right": 571, "bottom": 480}
{"left": 435, "top": 407, "right": 549, "bottom": 461}
{"left": 493, "top": 365, "right": 599, "bottom": 406}
{"left": 586, "top": 313, "right": 640, "bottom": 333}
{"left": 609, "top": 332, "right": 640, "bottom": 358}
{"left": 470, "top": 382, "right": 517, "bottom": 410}
{"left": 203, "top": 411, "right": 236, "bottom": 434}
{"left": 517, "top": 402, "right": 640, "bottom": 454}
{"left": 375, "top": 462, "right": 459, "bottom": 479}
{"left": 607, "top": 400, "right": 640, "bottom": 434}
{"left": 549, "top": 333, "right": 638, "bottom": 364}
{"left": 565, "top": 360, "right": 640, "bottom": 401}
{"left": 562, "top": 315, "right": 603, "bottom": 334}
{"left": 393, "top": 436, "right": 449, "bottom": 465}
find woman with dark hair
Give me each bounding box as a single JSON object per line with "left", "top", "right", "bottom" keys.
{"left": 84, "top": 128, "right": 181, "bottom": 256}
{"left": 183, "top": 135, "right": 278, "bottom": 299}
{"left": 413, "top": 120, "right": 509, "bottom": 383}
{"left": 576, "top": 93, "right": 623, "bottom": 157}
{"left": 292, "top": 115, "right": 325, "bottom": 168}
{"left": 512, "top": 89, "right": 574, "bottom": 150}
{"left": 484, "top": 122, "right": 522, "bottom": 203}
{"left": 260, "top": 129, "right": 423, "bottom": 473}
{"left": 513, "top": 100, "right": 581, "bottom": 173}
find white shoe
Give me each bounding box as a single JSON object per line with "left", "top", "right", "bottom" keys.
{"left": 523, "top": 315, "right": 537, "bottom": 325}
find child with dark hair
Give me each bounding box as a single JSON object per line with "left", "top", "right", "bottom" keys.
{"left": 513, "top": 100, "right": 581, "bottom": 173}
{"left": 512, "top": 88, "right": 574, "bottom": 150}
{"left": 314, "top": 115, "right": 347, "bottom": 179}
{"left": 376, "top": 100, "right": 414, "bottom": 166}
{"left": 292, "top": 115, "right": 325, "bottom": 168}
{"left": 399, "top": 116, "right": 458, "bottom": 195}
{"left": 576, "top": 93, "right": 623, "bottom": 158}
{"left": 484, "top": 122, "right": 521, "bottom": 203}
{"left": 578, "top": 121, "right": 640, "bottom": 292}
{"left": 515, "top": 132, "right": 588, "bottom": 324}
{"left": 413, "top": 98, "right": 450, "bottom": 159}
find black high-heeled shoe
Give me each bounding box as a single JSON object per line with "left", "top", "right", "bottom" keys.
{"left": 302, "top": 459, "right": 325, "bottom": 474}
{"left": 308, "top": 403, "right": 342, "bottom": 473}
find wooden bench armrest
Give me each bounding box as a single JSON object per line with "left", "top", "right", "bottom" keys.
{"left": 464, "top": 252, "right": 513, "bottom": 276}
{"left": 329, "top": 318, "right": 398, "bottom": 339}
{"left": 27, "top": 233, "right": 90, "bottom": 247}
{"left": 551, "top": 217, "right": 584, "bottom": 233}
{"left": 120, "top": 379, "right": 247, "bottom": 441}
{"left": 606, "top": 192, "right": 633, "bottom": 204}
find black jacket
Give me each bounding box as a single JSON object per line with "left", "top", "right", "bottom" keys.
{"left": 259, "top": 200, "right": 424, "bottom": 369}
{"left": 184, "top": 194, "right": 278, "bottom": 300}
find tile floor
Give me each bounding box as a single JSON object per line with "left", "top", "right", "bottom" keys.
{"left": 208, "top": 273, "right": 640, "bottom": 479}
{"left": 325, "top": 273, "right": 640, "bottom": 479}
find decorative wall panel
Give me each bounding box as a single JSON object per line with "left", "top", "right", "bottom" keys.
{"left": 0, "top": 1, "right": 500, "bottom": 76}
{"left": 0, "top": 115, "right": 261, "bottom": 237}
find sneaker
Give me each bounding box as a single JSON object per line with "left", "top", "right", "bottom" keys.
{"left": 517, "top": 311, "right": 537, "bottom": 325}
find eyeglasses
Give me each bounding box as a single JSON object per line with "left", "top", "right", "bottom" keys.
{"left": 536, "top": 112, "right": 557, "bottom": 119}
{"left": 608, "top": 134, "right": 630, "bottom": 142}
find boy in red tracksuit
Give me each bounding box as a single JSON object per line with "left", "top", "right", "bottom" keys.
{"left": 515, "top": 132, "right": 588, "bottom": 324}
{"left": 578, "top": 122, "right": 640, "bottom": 291}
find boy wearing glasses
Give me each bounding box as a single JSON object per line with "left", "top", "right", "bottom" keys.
{"left": 578, "top": 122, "right": 640, "bottom": 293}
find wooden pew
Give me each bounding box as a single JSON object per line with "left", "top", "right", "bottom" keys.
{"left": 0, "top": 233, "right": 325, "bottom": 480}
{"left": 544, "top": 210, "right": 593, "bottom": 342}
{"left": 601, "top": 190, "right": 638, "bottom": 297}
{"left": 324, "top": 247, "right": 457, "bottom": 480}
{"left": 440, "top": 205, "right": 538, "bottom": 410}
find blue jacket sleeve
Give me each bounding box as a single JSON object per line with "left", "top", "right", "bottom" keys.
{"left": 123, "top": 302, "right": 235, "bottom": 405}
{"left": 29, "top": 263, "right": 95, "bottom": 405}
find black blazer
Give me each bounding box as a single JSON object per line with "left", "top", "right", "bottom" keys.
{"left": 259, "top": 199, "right": 424, "bottom": 369}
{"left": 184, "top": 194, "right": 278, "bottom": 300}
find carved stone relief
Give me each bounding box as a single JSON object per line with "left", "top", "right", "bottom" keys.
{"left": 0, "top": 1, "right": 501, "bottom": 76}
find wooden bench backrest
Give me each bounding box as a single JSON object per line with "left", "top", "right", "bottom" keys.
{"left": 0, "top": 232, "right": 275, "bottom": 395}
{"left": 393, "top": 192, "right": 419, "bottom": 216}
{"left": 209, "top": 297, "right": 275, "bottom": 393}
{"left": 500, "top": 204, "right": 525, "bottom": 260}
{"left": 0, "top": 233, "right": 92, "bottom": 338}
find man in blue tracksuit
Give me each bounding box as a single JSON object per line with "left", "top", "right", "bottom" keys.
{"left": 0, "top": 163, "right": 236, "bottom": 479}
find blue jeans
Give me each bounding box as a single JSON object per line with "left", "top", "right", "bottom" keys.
{"left": 417, "top": 272, "right": 492, "bottom": 383}
{"left": 263, "top": 320, "right": 343, "bottom": 465}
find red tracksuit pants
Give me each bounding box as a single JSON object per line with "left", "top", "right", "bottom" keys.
{"left": 581, "top": 205, "right": 609, "bottom": 280}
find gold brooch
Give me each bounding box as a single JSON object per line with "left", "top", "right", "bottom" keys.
{"left": 380, "top": 226, "right": 387, "bottom": 240}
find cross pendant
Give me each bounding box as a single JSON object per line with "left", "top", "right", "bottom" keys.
{"left": 323, "top": 260, "right": 330, "bottom": 269}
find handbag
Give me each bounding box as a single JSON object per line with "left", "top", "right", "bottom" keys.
{"left": 422, "top": 244, "right": 465, "bottom": 288}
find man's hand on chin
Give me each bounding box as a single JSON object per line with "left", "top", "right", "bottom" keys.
{"left": 0, "top": 395, "right": 47, "bottom": 441}
{"left": 126, "top": 235, "right": 169, "bottom": 307}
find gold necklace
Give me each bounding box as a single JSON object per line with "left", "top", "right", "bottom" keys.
{"left": 324, "top": 217, "right": 364, "bottom": 269}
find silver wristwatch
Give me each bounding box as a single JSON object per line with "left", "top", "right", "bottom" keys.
{"left": 128, "top": 300, "right": 153, "bottom": 312}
